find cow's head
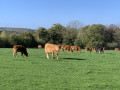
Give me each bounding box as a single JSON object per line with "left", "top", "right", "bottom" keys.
{"left": 24, "top": 52, "right": 28, "bottom": 57}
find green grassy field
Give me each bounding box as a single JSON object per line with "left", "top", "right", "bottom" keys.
{"left": 0, "top": 48, "right": 120, "bottom": 90}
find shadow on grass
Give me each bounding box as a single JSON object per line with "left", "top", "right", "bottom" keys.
{"left": 105, "top": 53, "right": 114, "bottom": 55}
{"left": 61, "top": 58, "right": 86, "bottom": 60}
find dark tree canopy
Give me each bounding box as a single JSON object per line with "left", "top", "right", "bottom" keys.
{"left": 0, "top": 23, "right": 120, "bottom": 49}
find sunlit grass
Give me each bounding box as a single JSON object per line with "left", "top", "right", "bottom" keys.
{"left": 0, "top": 48, "right": 120, "bottom": 90}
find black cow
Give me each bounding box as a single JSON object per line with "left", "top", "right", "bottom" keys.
{"left": 96, "top": 46, "right": 104, "bottom": 53}
{"left": 13, "top": 45, "right": 28, "bottom": 57}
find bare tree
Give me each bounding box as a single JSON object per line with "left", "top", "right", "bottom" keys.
{"left": 67, "top": 20, "right": 84, "bottom": 30}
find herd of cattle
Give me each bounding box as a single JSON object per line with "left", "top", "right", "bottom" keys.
{"left": 13, "top": 43, "right": 106, "bottom": 59}
{"left": 12, "top": 44, "right": 120, "bottom": 59}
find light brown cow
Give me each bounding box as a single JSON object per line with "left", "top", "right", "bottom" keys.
{"left": 115, "top": 48, "right": 120, "bottom": 51}
{"left": 38, "top": 45, "right": 42, "bottom": 49}
{"left": 45, "top": 43, "right": 59, "bottom": 60}
{"left": 13, "top": 45, "right": 28, "bottom": 57}
{"left": 61, "top": 45, "right": 73, "bottom": 53}
{"left": 85, "top": 47, "right": 93, "bottom": 54}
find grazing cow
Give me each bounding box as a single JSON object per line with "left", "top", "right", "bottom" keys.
{"left": 45, "top": 43, "right": 59, "bottom": 60}
{"left": 70, "top": 46, "right": 78, "bottom": 51}
{"left": 13, "top": 45, "right": 28, "bottom": 57}
{"left": 61, "top": 45, "right": 73, "bottom": 53}
{"left": 38, "top": 45, "right": 42, "bottom": 49}
{"left": 115, "top": 48, "right": 120, "bottom": 51}
{"left": 77, "top": 47, "right": 82, "bottom": 53}
{"left": 70, "top": 46, "right": 81, "bottom": 53}
{"left": 92, "top": 48, "right": 95, "bottom": 50}
{"left": 85, "top": 47, "right": 93, "bottom": 54}
{"left": 96, "top": 46, "right": 105, "bottom": 53}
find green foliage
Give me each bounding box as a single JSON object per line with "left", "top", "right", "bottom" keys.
{"left": 107, "top": 42, "right": 118, "bottom": 49}
{"left": 19, "top": 32, "right": 37, "bottom": 47}
{"left": 76, "top": 24, "right": 106, "bottom": 47}
{"left": 75, "top": 25, "right": 89, "bottom": 47}
{"left": 62, "top": 29, "right": 77, "bottom": 45}
{"left": 34, "top": 27, "right": 48, "bottom": 46}
{"left": 113, "top": 30, "right": 120, "bottom": 48}
{"left": 0, "top": 38, "right": 4, "bottom": 47}
{"left": 0, "top": 31, "right": 10, "bottom": 47}
{"left": 9, "top": 33, "right": 20, "bottom": 46}
{"left": 0, "top": 24, "right": 120, "bottom": 49}
{"left": 0, "top": 31, "right": 7, "bottom": 38}
{"left": 86, "top": 24, "right": 106, "bottom": 47}
{"left": 74, "top": 31, "right": 85, "bottom": 47}
{"left": 51, "top": 23, "right": 65, "bottom": 31}
{"left": 47, "top": 23, "right": 65, "bottom": 44}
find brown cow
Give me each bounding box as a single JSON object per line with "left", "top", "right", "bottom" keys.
{"left": 115, "top": 48, "right": 120, "bottom": 51}
{"left": 70, "top": 46, "right": 78, "bottom": 51}
{"left": 38, "top": 45, "right": 42, "bottom": 49}
{"left": 61, "top": 45, "right": 73, "bottom": 53}
{"left": 70, "top": 46, "right": 81, "bottom": 53}
{"left": 77, "top": 47, "right": 82, "bottom": 53}
{"left": 92, "top": 48, "right": 95, "bottom": 50}
{"left": 45, "top": 43, "right": 59, "bottom": 60}
{"left": 13, "top": 45, "right": 28, "bottom": 57}
{"left": 85, "top": 47, "right": 93, "bottom": 54}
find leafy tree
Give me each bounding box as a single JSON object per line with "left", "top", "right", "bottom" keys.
{"left": 9, "top": 33, "right": 20, "bottom": 46}
{"left": 47, "top": 23, "right": 65, "bottom": 44}
{"left": 34, "top": 27, "right": 48, "bottom": 46}
{"left": 74, "top": 25, "right": 90, "bottom": 47}
{"left": 76, "top": 24, "right": 106, "bottom": 48}
{"left": 0, "top": 31, "right": 10, "bottom": 47}
{"left": 62, "top": 29, "right": 77, "bottom": 45}
{"left": 0, "top": 37, "right": 4, "bottom": 47}
{"left": 86, "top": 24, "right": 106, "bottom": 47}
{"left": 113, "top": 29, "right": 120, "bottom": 48}
{"left": 105, "top": 24, "right": 118, "bottom": 43}
{"left": 107, "top": 42, "right": 118, "bottom": 49}
{"left": 0, "top": 31, "right": 7, "bottom": 38}
{"left": 19, "top": 32, "right": 37, "bottom": 47}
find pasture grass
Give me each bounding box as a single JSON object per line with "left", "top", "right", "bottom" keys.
{"left": 0, "top": 48, "right": 120, "bottom": 90}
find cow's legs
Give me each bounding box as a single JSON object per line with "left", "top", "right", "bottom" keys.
{"left": 13, "top": 52, "right": 15, "bottom": 57}
{"left": 67, "top": 49, "right": 70, "bottom": 53}
{"left": 56, "top": 53, "right": 58, "bottom": 60}
{"left": 15, "top": 52, "right": 17, "bottom": 57}
{"left": 54, "top": 51, "right": 58, "bottom": 60}
{"left": 46, "top": 53, "right": 49, "bottom": 59}
{"left": 52, "top": 52, "right": 54, "bottom": 59}
{"left": 21, "top": 52, "right": 23, "bottom": 57}
{"left": 13, "top": 51, "right": 17, "bottom": 58}
{"left": 99, "top": 50, "right": 100, "bottom": 53}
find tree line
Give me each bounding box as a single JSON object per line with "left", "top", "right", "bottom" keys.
{"left": 0, "top": 23, "right": 120, "bottom": 49}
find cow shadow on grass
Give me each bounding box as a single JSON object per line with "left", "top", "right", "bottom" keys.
{"left": 61, "top": 58, "right": 86, "bottom": 60}
{"left": 106, "top": 53, "right": 114, "bottom": 55}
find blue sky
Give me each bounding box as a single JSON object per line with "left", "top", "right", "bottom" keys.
{"left": 0, "top": 0, "right": 120, "bottom": 29}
